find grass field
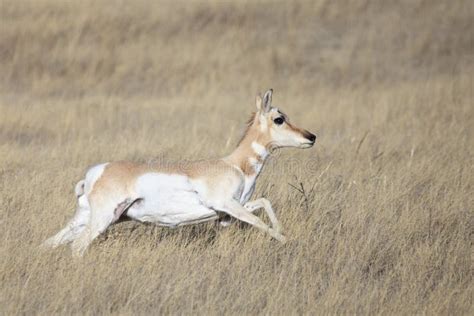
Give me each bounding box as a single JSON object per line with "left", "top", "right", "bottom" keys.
{"left": 0, "top": 0, "right": 473, "bottom": 314}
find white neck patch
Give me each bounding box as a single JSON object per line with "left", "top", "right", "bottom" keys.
{"left": 251, "top": 141, "right": 268, "bottom": 159}
{"left": 249, "top": 157, "right": 263, "bottom": 174}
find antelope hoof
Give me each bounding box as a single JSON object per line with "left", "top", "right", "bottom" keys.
{"left": 269, "top": 229, "right": 287, "bottom": 243}
{"left": 273, "top": 223, "right": 282, "bottom": 234}
{"left": 40, "top": 238, "right": 57, "bottom": 249}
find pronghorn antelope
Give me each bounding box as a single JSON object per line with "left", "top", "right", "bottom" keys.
{"left": 43, "top": 89, "right": 316, "bottom": 256}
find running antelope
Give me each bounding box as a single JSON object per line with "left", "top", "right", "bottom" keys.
{"left": 43, "top": 89, "right": 316, "bottom": 256}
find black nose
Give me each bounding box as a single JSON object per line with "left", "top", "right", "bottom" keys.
{"left": 307, "top": 133, "right": 316, "bottom": 142}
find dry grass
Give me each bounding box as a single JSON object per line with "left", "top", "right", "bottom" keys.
{"left": 0, "top": 0, "right": 473, "bottom": 314}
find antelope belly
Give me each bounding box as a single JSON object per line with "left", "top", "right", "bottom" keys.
{"left": 127, "top": 172, "right": 217, "bottom": 226}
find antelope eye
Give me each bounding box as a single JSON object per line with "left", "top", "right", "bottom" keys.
{"left": 273, "top": 117, "right": 285, "bottom": 125}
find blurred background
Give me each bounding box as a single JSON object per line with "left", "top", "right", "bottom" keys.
{"left": 1, "top": 0, "right": 472, "bottom": 98}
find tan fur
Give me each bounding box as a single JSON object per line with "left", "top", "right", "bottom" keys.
{"left": 226, "top": 112, "right": 270, "bottom": 176}
{"left": 287, "top": 121, "right": 314, "bottom": 140}
{"left": 91, "top": 159, "right": 242, "bottom": 200}
{"left": 89, "top": 98, "right": 314, "bottom": 216}
{"left": 44, "top": 89, "right": 315, "bottom": 256}
{"left": 226, "top": 108, "right": 312, "bottom": 176}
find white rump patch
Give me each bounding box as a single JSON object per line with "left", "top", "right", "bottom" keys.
{"left": 74, "top": 180, "right": 85, "bottom": 197}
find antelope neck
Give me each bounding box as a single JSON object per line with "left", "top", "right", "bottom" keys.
{"left": 227, "top": 136, "right": 269, "bottom": 176}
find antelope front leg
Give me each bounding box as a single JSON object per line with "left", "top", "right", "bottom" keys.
{"left": 244, "top": 198, "right": 282, "bottom": 233}
{"left": 219, "top": 200, "right": 286, "bottom": 243}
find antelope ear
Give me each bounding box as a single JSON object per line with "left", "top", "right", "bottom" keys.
{"left": 262, "top": 89, "right": 273, "bottom": 112}
{"left": 255, "top": 93, "right": 263, "bottom": 111}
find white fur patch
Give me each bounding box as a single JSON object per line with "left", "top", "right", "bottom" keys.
{"left": 249, "top": 157, "right": 263, "bottom": 174}
{"left": 241, "top": 156, "right": 265, "bottom": 203}
{"left": 251, "top": 141, "right": 268, "bottom": 158}
{"left": 249, "top": 157, "right": 258, "bottom": 166}
{"left": 127, "top": 173, "right": 217, "bottom": 226}
{"left": 135, "top": 173, "right": 192, "bottom": 195}
{"left": 240, "top": 174, "right": 256, "bottom": 204}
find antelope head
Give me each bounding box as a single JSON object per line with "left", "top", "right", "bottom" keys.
{"left": 253, "top": 89, "right": 316, "bottom": 150}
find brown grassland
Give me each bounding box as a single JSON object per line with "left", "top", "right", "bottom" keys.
{"left": 0, "top": 0, "right": 473, "bottom": 314}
